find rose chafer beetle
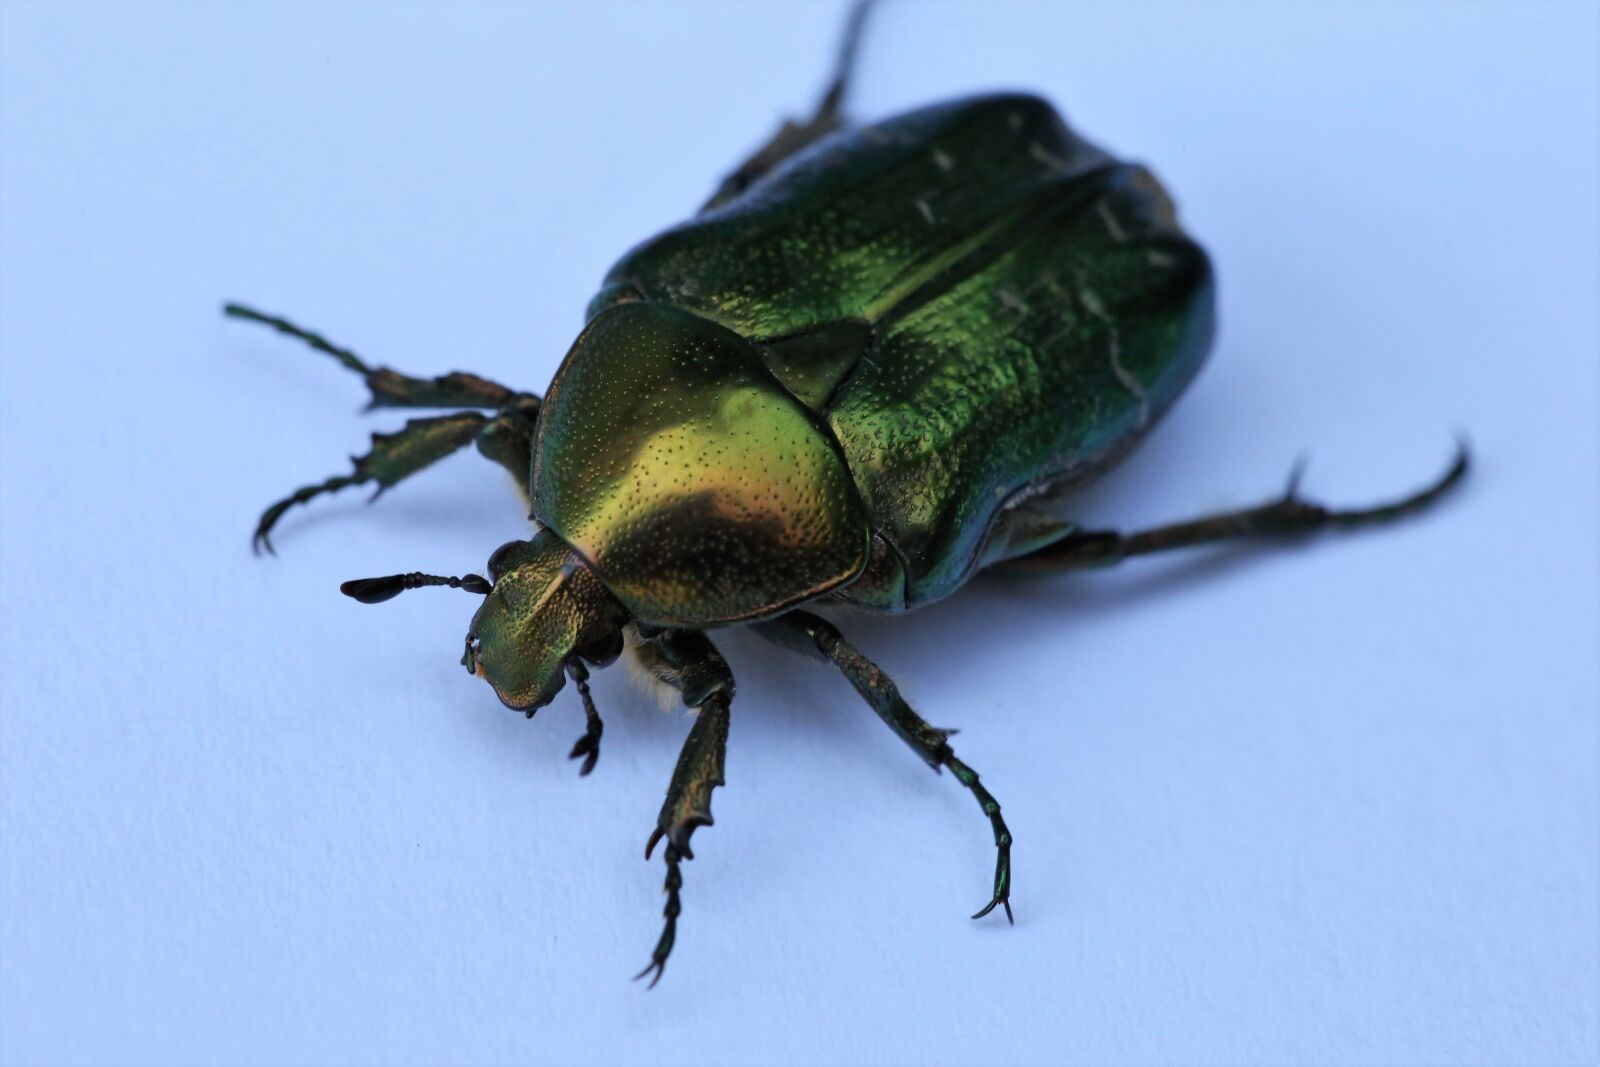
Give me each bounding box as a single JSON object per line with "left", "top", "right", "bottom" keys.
{"left": 227, "top": 2, "right": 1466, "bottom": 984}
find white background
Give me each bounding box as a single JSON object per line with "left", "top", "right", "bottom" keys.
{"left": 2, "top": 2, "right": 1596, "bottom": 1064}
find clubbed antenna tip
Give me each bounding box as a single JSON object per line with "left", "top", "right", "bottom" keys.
{"left": 340, "top": 572, "right": 492, "bottom": 604}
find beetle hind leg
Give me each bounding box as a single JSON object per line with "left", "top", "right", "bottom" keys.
{"left": 227, "top": 302, "right": 546, "bottom": 551}
{"left": 700, "top": 0, "right": 874, "bottom": 211}
{"left": 947, "top": 754, "right": 1013, "bottom": 922}
{"left": 755, "top": 611, "right": 1015, "bottom": 924}
{"left": 990, "top": 441, "right": 1470, "bottom": 576}
{"left": 224, "top": 303, "right": 536, "bottom": 411}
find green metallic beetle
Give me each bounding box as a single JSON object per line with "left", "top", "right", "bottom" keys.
{"left": 226, "top": 3, "right": 1466, "bottom": 984}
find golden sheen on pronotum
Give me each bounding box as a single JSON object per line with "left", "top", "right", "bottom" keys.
{"left": 227, "top": 1, "right": 1467, "bottom": 985}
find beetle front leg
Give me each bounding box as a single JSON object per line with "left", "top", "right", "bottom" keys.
{"left": 755, "top": 611, "right": 1014, "bottom": 924}
{"left": 991, "top": 443, "right": 1469, "bottom": 576}
{"left": 630, "top": 630, "right": 735, "bottom": 986}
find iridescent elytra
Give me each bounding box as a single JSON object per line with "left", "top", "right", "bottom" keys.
{"left": 225, "top": 1, "right": 1467, "bottom": 984}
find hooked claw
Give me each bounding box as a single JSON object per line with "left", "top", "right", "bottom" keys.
{"left": 568, "top": 731, "right": 601, "bottom": 776}
{"left": 971, "top": 894, "right": 1015, "bottom": 924}
{"left": 634, "top": 839, "right": 683, "bottom": 989}
{"left": 633, "top": 958, "right": 668, "bottom": 989}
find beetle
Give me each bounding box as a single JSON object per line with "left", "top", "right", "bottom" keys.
{"left": 225, "top": 2, "right": 1467, "bottom": 985}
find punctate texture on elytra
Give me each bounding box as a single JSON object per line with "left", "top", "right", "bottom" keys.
{"left": 232, "top": 0, "right": 1466, "bottom": 988}
{"left": 579, "top": 93, "right": 1211, "bottom": 616}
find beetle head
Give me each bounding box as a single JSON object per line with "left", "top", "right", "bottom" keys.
{"left": 339, "top": 527, "right": 629, "bottom": 715}
{"left": 462, "top": 528, "right": 630, "bottom": 713}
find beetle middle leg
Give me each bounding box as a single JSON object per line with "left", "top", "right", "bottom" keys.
{"left": 989, "top": 443, "right": 1469, "bottom": 576}
{"left": 755, "top": 610, "right": 1015, "bottom": 924}
{"left": 225, "top": 302, "right": 545, "bottom": 551}
{"left": 251, "top": 407, "right": 535, "bottom": 554}
{"left": 630, "top": 630, "right": 735, "bottom": 986}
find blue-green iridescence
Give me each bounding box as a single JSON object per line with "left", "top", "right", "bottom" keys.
{"left": 559, "top": 92, "right": 1211, "bottom": 618}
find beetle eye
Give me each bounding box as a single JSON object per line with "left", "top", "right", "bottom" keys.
{"left": 575, "top": 626, "right": 625, "bottom": 668}
{"left": 487, "top": 539, "right": 527, "bottom": 581}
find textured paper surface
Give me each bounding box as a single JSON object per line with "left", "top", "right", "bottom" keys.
{"left": 2, "top": 3, "right": 1596, "bottom": 1064}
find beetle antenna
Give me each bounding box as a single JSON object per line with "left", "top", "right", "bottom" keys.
{"left": 565, "top": 659, "right": 605, "bottom": 776}
{"left": 340, "top": 572, "right": 492, "bottom": 605}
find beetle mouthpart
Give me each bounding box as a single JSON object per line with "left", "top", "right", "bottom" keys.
{"left": 339, "top": 571, "right": 493, "bottom": 604}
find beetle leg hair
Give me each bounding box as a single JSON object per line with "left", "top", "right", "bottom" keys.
{"left": 990, "top": 440, "right": 1470, "bottom": 575}
{"left": 754, "top": 610, "right": 1015, "bottom": 924}
{"left": 224, "top": 303, "right": 538, "bottom": 412}
{"left": 700, "top": 0, "right": 875, "bottom": 211}
{"left": 630, "top": 631, "right": 735, "bottom": 987}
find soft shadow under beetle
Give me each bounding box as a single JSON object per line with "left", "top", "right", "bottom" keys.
{"left": 226, "top": 2, "right": 1467, "bottom": 985}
